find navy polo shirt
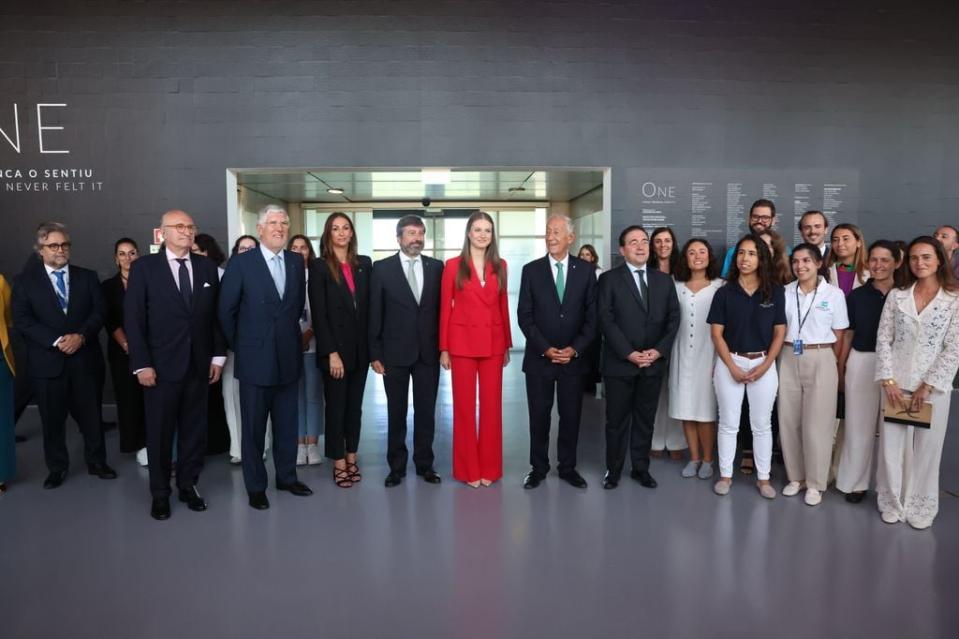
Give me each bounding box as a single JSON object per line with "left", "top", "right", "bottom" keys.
{"left": 846, "top": 280, "right": 888, "bottom": 353}
{"left": 707, "top": 281, "right": 786, "bottom": 353}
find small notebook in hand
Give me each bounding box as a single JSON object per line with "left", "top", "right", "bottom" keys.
{"left": 884, "top": 392, "right": 933, "bottom": 428}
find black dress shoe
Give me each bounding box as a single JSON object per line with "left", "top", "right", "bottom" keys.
{"left": 248, "top": 491, "right": 270, "bottom": 510}
{"left": 178, "top": 486, "right": 207, "bottom": 511}
{"left": 385, "top": 472, "right": 403, "bottom": 487}
{"left": 151, "top": 497, "right": 171, "bottom": 520}
{"left": 630, "top": 469, "right": 657, "bottom": 488}
{"left": 87, "top": 463, "right": 118, "bottom": 480}
{"left": 417, "top": 469, "right": 442, "bottom": 484}
{"left": 845, "top": 491, "right": 866, "bottom": 504}
{"left": 43, "top": 470, "right": 67, "bottom": 489}
{"left": 277, "top": 481, "right": 313, "bottom": 496}
{"left": 558, "top": 469, "right": 588, "bottom": 489}
{"left": 523, "top": 471, "right": 545, "bottom": 489}
{"left": 602, "top": 471, "right": 619, "bottom": 490}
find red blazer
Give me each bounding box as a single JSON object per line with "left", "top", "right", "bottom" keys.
{"left": 439, "top": 256, "right": 512, "bottom": 358}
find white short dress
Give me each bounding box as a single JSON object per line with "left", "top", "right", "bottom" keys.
{"left": 668, "top": 278, "right": 723, "bottom": 422}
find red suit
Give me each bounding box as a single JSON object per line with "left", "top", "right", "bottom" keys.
{"left": 439, "top": 256, "right": 512, "bottom": 482}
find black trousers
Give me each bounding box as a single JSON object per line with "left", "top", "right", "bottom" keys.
{"left": 323, "top": 368, "right": 367, "bottom": 460}
{"left": 526, "top": 371, "right": 585, "bottom": 475}
{"left": 32, "top": 357, "right": 106, "bottom": 473}
{"left": 603, "top": 373, "right": 663, "bottom": 476}
{"left": 108, "top": 350, "right": 146, "bottom": 453}
{"left": 239, "top": 379, "right": 299, "bottom": 493}
{"left": 143, "top": 365, "right": 208, "bottom": 499}
{"left": 383, "top": 361, "right": 439, "bottom": 474}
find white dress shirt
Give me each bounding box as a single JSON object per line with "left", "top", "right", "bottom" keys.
{"left": 783, "top": 277, "right": 849, "bottom": 344}
{"left": 45, "top": 263, "right": 70, "bottom": 346}
{"left": 549, "top": 253, "right": 570, "bottom": 286}
{"left": 166, "top": 248, "right": 194, "bottom": 290}
{"left": 260, "top": 243, "right": 285, "bottom": 289}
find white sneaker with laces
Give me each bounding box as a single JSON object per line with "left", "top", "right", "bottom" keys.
{"left": 782, "top": 481, "right": 804, "bottom": 497}
{"left": 296, "top": 444, "right": 308, "bottom": 466}
{"left": 136, "top": 447, "right": 148, "bottom": 467}
{"left": 804, "top": 488, "right": 822, "bottom": 506}
{"left": 307, "top": 444, "right": 323, "bottom": 465}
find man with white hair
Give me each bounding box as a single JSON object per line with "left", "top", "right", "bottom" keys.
{"left": 219, "top": 205, "right": 312, "bottom": 510}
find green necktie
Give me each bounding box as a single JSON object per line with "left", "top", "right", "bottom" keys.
{"left": 555, "top": 262, "right": 565, "bottom": 301}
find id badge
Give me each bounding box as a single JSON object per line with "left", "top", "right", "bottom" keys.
{"left": 793, "top": 339, "right": 804, "bottom": 356}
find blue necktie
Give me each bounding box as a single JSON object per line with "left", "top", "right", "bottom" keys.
{"left": 53, "top": 270, "right": 68, "bottom": 313}
{"left": 270, "top": 254, "right": 285, "bottom": 298}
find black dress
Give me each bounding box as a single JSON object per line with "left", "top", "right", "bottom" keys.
{"left": 101, "top": 273, "right": 146, "bottom": 453}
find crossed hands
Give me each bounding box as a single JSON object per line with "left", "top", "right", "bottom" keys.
{"left": 627, "top": 349, "right": 661, "bottom": 369}
{"left": 57, "top": 333, "right": 84, "bottom": 355}
{"left": 545, "top": 347, "right": 576, "bottom": 365}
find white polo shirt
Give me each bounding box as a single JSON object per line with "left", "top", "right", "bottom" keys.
{"left": 783, "top": 277, "right": 849, "bottom": 344}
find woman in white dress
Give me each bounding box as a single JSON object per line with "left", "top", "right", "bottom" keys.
{"left": 669, "top": 239, "right": 723, "bottom": 479}
{"left": 648, "top": 227, "right": 687, "bottom": 459}
{"left": 875, "top": 235, "right": 959, "bottom": 529}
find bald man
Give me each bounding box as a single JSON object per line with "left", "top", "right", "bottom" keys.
{"left": 125, "top": 210, "right": 226, "bottom": 520}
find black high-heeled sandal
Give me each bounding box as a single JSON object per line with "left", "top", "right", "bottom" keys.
{"left": 346, "top": 461, "right": 362, "bottom": 482}
{"left": 333, "top": 466, "right": 353, "bottom": 488}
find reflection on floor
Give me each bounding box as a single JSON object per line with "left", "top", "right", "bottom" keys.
{"left": 2, "top": 364, "right": 956, "bottom": 638}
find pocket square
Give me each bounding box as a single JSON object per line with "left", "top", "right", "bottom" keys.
{"left": 203, "top": 282, "right": 212, "bottom": 288}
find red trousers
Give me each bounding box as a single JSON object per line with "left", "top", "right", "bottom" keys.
{"left": 451, "top": 355, "right": 503, "bottom": 482}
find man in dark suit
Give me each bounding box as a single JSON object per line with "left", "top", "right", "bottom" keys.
{"left": 219, "top": 205, "right": 312, "bottom": 510}
{"left": 598, "top": 225, "right": 680, "bottom": 490}
{"left": 369, "top": 215, "right": 443, "bottom": 487}
{"left": 11, "top": 222, "right": 116, "bottom": 488}
{"left": 124, "top": 210, "right": 226, "bottom": 520}
{"left": 517, "top": 214, "right": 597, "bottom": 489}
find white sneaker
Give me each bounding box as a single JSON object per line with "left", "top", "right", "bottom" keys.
{"left": 136, "top": 447, "right": 148, "bottom": 467}
{"left": 713, "top": 479, "right": 731, "bottom": 496}
{"left": 804, "top": 488, "right": 822, "bottom": 506}
{"left": 881, "top": 511, "right": 900, "bottom": 524}
{"left": 307, "top": 444, "right": 323, "bottom": 466}
{"left": 230, "top": 456, "right": 242, "bottom": 465}
{"left": 296, "top": 444, "right": 308, "bottom": 466}
{"left": 782, "top": 481, "right": 804, "bottom": 497}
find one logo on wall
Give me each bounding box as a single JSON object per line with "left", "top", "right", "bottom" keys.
{"left": 0, "top": 103, "right": 104, "bottom": 194}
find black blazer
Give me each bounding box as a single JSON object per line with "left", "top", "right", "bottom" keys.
{"left": 218, "top": 248, "right": 305, "bottom": 387}
{"left": 598, "top": 263, "right": 680, "bottom": 377}
{"left": 124, "top": 252, "right": 226, "bottom": 383}
{"left": 517, "top": 254, "right": 597, "bottom": 376}
{"left": 309, "top": 255, "right": 372, "bottom": 372}
{"left": 368, "top": 252, "right": 442, "bottom": 367}
{"left": 101, "top": 273, "right": 127, "bottom": 362}
{"left": 12, "top": 263, "right": 105, "bottom": 378}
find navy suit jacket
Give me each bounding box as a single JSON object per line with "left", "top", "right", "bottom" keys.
{"left": 598, "top": 263, "right": 680, "bottom": 378}
{"left": 124, "top": 252, "right": 226, "bottom": 382}
{"left": 309, "top": 255, "right": 372, "bottom": 372}
{"left": 368, "top": 252, "right": 443, "bottom": 367}
{"left": 517, "top": 254, "right": 598, "bottom": 376}
{"left": 11, "top": 263, "right": 105, "bottom": 378}
{"left": 218, "top": 247, "right": 305, "bottom": 387}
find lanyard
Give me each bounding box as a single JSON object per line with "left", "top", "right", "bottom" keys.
{"left": 795, "top": 281, "right": 819, "bottom": 338}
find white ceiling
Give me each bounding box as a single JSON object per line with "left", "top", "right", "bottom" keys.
{"left": 234, "top": 168, "right": 604, "bottom": 203}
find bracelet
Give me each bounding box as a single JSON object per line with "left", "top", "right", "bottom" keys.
{"left": 881, "top": 378, "right": 897, "bottom": 387}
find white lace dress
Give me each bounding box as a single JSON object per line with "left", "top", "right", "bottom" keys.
{"left": 874, "top": 284, "right": 959, "bottom": 528}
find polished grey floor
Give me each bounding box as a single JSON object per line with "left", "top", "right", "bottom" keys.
{"left": 2, "top": 364, "right": 957, "bottom": 639}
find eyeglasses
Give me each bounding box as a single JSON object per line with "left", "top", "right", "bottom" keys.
{"left": 42, "top": 242, "right": 71, "bottom": 252}
{"left": 750, "top": 215, "right": 774, "bottom": 223}
{"left": 164, "top": 224, "right": 198, "bottom": 234}
{"left": 237, "top": 245, "right": 256, "bottom": 253}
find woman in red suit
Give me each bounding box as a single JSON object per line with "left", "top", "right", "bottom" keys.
{"left": 440, "top": 211, "right": 512, "bottom": 488}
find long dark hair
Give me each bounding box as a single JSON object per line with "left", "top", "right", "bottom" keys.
{"left": 727, "top": 234, "right": 776, "bottom": 303}
{"left": 456, "top": 211, "right": 505, "bottom": 290}
{"left": 194, "top": 233, "right": 227, "bottom": 266}
{"left": 759, "top": 229, "right": 792, "bottom": 286}
{"left": 320, "top": 213, "right": 358, "bottom": 284}
{"left": 791, "top": 242, "right": 826, "bottom": 284}
{"left": 648, "top": 227, "right": 680, "bottom": 275}
{"left": 577, "top": 244, "right": 599, "bottom": 268}
{"left": 673, "top": 238, "right": 719, "bottom": 282}
{"left": 231, "top": 235, "right": 259, "bottom": 256}
{"left": 902, "top": 235, "right": 959, "bottom": 292}
{"left": 826, "top": 223, "right": 868, "bottom": 285}
{"left": 287, "top": 234, "right": 316, "bottom": 266}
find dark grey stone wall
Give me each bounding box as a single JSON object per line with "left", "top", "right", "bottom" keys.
{"left": 0, "top": 0, "right": 956, "bottom": 277}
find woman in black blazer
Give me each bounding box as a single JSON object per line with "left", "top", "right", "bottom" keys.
{"left": 101, "top": 238, "right": 146, "bottom": 459}
{"left": 309, "top": 213, "right": 372, "bottom": 488}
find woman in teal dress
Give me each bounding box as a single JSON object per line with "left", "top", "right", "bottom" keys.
{"left": 0, "top": 274, "right": 17, "bottom": 494}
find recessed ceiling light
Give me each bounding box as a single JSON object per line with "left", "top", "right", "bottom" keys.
{"left": 421, "top": 169, "right": 451, "bottom": 185}
{"left": 327, "top": 187, "right": 344, "bottom": 194}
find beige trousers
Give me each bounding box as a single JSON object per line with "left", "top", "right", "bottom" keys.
{"left": 777, "top": 347, "right": 839, "bottom": 491}
{"left": 836, "top": 350, "right": 881, "bottom": 493}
